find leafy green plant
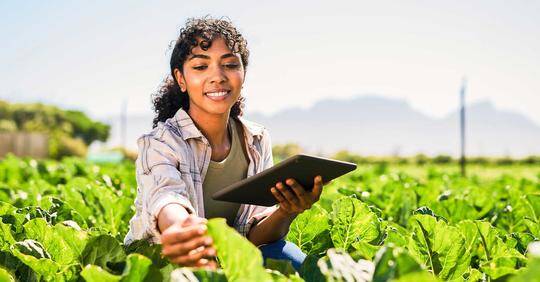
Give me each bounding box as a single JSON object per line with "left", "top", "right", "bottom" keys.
{"left": 0, "top": 156, "right": 539, "bottom": 281}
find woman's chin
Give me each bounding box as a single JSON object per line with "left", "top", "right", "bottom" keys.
{"left": 202, "top": 106, "right": 233, "bottom": 116}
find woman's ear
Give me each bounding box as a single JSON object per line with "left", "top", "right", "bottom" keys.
{"left": 174, "top": 68, "right": 186, "bottom": 92}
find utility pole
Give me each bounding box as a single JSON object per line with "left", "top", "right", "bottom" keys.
{"left": 460, "top": 77, "right": 467, "bottom": 177}
{"left": 121, "top": 99, "right": 128, "bottom": 149}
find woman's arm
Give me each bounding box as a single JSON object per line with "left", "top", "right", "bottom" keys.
{"left": 247, "top": 176, "right": 324, "bottom": 246}
{"left": 157, "top": 203, "right": 190, "bottom": 233}
{"left": 247, "top": 208, "right": 297, "bottom": 246}
{"left": 158, "top": 204, "right": 217, "bottom": 269}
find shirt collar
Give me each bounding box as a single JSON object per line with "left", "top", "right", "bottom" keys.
{"left": 170, "top": 108, "right": 265, "bottom": 145}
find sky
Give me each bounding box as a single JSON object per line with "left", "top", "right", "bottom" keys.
{"left": 1, "top": 1, "right": 539, "bottom": 124}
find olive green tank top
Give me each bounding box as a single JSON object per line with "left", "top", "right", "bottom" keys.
{"left": 202, "top": 118, "right": 248, "bottom": 226}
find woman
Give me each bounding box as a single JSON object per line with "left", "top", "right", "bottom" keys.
{"left": 124, "top": 16, "right": 324, "bottom": 271}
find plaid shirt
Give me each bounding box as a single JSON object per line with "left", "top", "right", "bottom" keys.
{"left": 124, "top": 108, "right": 278, "bottom": 245}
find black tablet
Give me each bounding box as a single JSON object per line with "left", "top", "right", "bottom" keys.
{"left": 211, "top": 154, "right": 357, "bottom": 206}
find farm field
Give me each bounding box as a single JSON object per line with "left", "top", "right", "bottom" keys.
{"left": 0, "top": 155, "right": 539, "bottom": 281}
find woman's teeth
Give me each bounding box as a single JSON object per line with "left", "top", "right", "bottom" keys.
{"left": 206, "top": 91, "right": 228, "bottom": 97}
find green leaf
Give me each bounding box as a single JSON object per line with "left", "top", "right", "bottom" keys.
{"left": 299, "top": 254, "right": 325, "bottom": 282}
{"left": 407, "top": 214, "right": 469, "bottom": 280}
{"left": 81, "top": 253, "right": 152, "bottom": 282}
{"left": 0, "top": 221, "right": 15, "bottom": 251}
{"left": 287, "top": 204, "right": 332, "bottom": 255}
{"left": 14, "top": 240, "right": 51, "bottom": 259}
{"left": 23, "top": 218, "right": 89, "bottom": 266}
{"left": 0, "top": 266, "right": 15, "bottom": 282}
{"left": 125, "top": 239, "right": 168, "bottom": 268}
{"left": 510, "top": 257, "right": 540, "bottom": 282}
{"left": 81, "top": 265, "right": 122, "bottom": 282}
{"left": 10, "top": 246, "right": 79, "bottom": 281}
{"left": 372, "top": 246, "right": 424, "bottom": 282}
{"left": 170, "top": 268, "right": 227, "bottom": 282}
{"left": 330, "top": 197, "right": 381, "bottom": 252}
{"left": 206, "top": 218, "right": 273, "bottom": 281}
{"left": 81, "top": 235, "right": 127, "bottom": 272}
{"left": 317, "top": 249, "right": 374, "bottom": 282}
{"left": 351, "top": 241, "right": 380, "bottom": 260}
{"left": 473, "top": 221, "right": 526, "bottom": 279}
{"left": 265, "top": 258, "right": 297, "bottom": 276}
{"left": 0, "top": 250, "right": 37, "bottom": 281}
{"left": 432, "top": 198, "right": 480, "bottom": 224}
{"left": 385, "top": 222, "right": 410, "bottom": 248}
{"left": 494, "top": 197, "right": 537, "bottom": 234}
{"left": 392, "top": 271, "right": 440, "bottom": 282}
{"left": 463, "top": 268, "right": 486, "bottom": 282}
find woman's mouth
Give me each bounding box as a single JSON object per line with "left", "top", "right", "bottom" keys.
{"left": 205, "top": 90, "right": 231, "bottom": 101}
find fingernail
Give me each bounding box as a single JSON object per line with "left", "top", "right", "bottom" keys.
{"left": 205, "top": 237, "right": 212, "bottom": 245}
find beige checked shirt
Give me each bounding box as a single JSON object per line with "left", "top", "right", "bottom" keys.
{"left": 124, "top": 108, "right": 278, "bottom": 245}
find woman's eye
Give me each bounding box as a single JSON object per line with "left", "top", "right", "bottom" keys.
{"left": 224, "top": 63, "right": 240, "bottom": 69}
{"left": 193, "top": 65, "right": 207, "bottom": 70}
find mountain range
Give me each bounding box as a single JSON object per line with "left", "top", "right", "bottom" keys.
{"left": 97, "top": 95, "right": 540, "bottom": 157}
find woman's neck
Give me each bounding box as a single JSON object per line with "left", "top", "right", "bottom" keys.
{"left": 187, "top": 108, "right": 231, "bottom": 160}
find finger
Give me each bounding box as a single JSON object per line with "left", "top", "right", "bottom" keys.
{"left": 162, "top": 236, "right": 212, "bottom": 257}
{"left": 196, "top": 259, "right": 218, "bottom": 270}
{"left": 171, "top": 246, "right": 213, "bottom": 266}
{"left": 285, "top": 178, "right": 308, "bottom": 206}
{"left": 272, "top": 187, "right": 292, "bottom": 211}
{"left": 188, "top": 245, "right": 216, "bottom": 255}
{"left": 161, "top": 224, "right": 206, "bottom": 245}
{"left": 182, "top": 215, "right": 207, "bottom": 227}
{"left": 271, "top": 187, "right": 286, "bottom": 203}
{"left": 205, "top": 260, "right": 218, "bottom": 270}
{"left": 311, "top": 175, "right": 323, "bottom": 201}
{"left": 170, "top": 247, "right": 216, "bottom": 266}
{"left": 276, "top": 182, "right": 300, "bottom": 205}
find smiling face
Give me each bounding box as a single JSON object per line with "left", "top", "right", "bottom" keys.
{"left": 174, "top": 37, "right": 245, "bottom": 119}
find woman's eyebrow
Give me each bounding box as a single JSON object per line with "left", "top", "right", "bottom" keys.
{"left": 188, "top": 53, "right": 237, "bottom": 61}
{"left": 188, "top": 54, "right": 210, "bottom": 61}
{"left": 220, "top": 53, "right": 237, "bottom": 59}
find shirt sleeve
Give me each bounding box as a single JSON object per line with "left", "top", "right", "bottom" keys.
{"left": 136, "top": 134, "right": 196, "bottom": 242}
{"left": 236, "top": 128, "right": 279, "bottom": 238}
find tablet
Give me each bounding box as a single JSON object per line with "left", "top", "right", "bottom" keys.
{"left": 211, "top": 154, "right": 357, "bottom": 206}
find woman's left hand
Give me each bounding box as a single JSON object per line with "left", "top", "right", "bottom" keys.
{"left": 270, "top": 175, "right": 324, "bottom": 216}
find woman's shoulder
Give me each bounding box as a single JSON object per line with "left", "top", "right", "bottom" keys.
{"left": 134, "top": 118, "right": 193, "bottom": 174}
{"left": 235, "top": 116, "right": 269, "bottom": 140}
{"left": 135, "top": 116, "right": 191, "bottom": 158}
{"left": 137, "top": 121, "right": 182, "bottom": 144}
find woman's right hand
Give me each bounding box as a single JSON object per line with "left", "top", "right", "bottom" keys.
{"left": 160, "top": 215, "right": 217, "bottom": 269}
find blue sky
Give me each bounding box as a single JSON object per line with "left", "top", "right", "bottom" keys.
{"left": 1, "top": 1, "right": 539, "bottom": 124}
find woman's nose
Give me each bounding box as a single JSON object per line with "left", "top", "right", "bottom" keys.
{"left": 208, "top": 65, "right": 227, "bottom": 84}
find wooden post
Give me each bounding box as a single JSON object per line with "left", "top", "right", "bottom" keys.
{"left": 121, "top": 98, "right": 128, "bottom": 149}
{"left": 460, "top": 77, "right": 467, "bottom": 177}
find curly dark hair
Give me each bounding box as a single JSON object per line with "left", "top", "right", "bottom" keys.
{"left": 151, "top": 16, "right": 250, "bottom": 128}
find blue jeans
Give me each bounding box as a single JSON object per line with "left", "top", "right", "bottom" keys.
{"left": 259, "top": 240, "right": 306, "bottom": 271}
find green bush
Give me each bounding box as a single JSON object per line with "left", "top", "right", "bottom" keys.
{"left": 413, "top": 154, "right": 429, "bottom": 165}
{"left": 0, "top": 100, "right": 110, "bottom": 145}
{"left": 0, "top": 119, "right": 17, "bottom": 132}
{"left": 48, "top": 135, "right": 88, "bottom": 159}
{"left": 272, "top": 143, "right": 303, "bottom": 162}
{"left": 432, "top": 154, "right": 454, "bottom": 164}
